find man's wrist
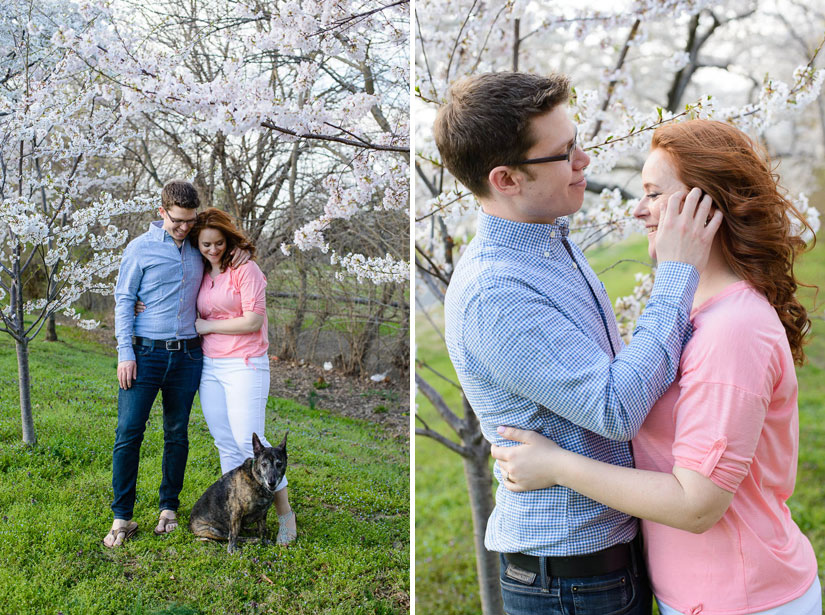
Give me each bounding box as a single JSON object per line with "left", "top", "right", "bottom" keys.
{"left": 650, "top": 261, "right": 699, "bottom": 307}
{"left": 117, "top": 347, "right": 136, "bottom": 362}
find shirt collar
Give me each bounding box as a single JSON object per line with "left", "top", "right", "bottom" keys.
{"left": 477, "top": 210, "right": 569, "bottom": 255}
{"left": 149, "top": 219, "right": 184, "bottom": 245}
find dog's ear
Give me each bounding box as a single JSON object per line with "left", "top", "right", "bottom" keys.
{"left": 252, "top": 432, "right": 263, "bottom": 455}
{"left": 279, "top": 429, "right": 289, "bottom": 449}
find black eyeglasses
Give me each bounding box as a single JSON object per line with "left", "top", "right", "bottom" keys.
{"left": 164, "top": 209, "right": 198, "bottom": 227}
{"left": 513, "top": 127, "right": 578, "bottom": 166}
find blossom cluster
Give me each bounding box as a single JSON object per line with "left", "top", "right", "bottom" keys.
{"left": 330, "top": 251, "right": 411, "bottom": 284}
{"left": 614, "top": 272, "right": 656, "bottom": 343}
{"left": 415, "top": 0, "right": 824, "bottom": 342}
{"left": 3, "top": 0, "right": 410, "bottom": 352}
{"left": 790, "top": 193, "right": 821, "bottom": 244}
{"left": 285, "top": 150, "right": 410, "bottom": 283}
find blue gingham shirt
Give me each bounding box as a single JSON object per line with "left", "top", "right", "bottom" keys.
{"left": 114, "top": 221, "right": 204, "bottom": 362}
{"left": 444, "top": 211, "right": 698, "bottom": 556}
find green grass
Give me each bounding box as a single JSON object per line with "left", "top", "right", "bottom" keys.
{"left": 415, "top": 233, "right": 825, "bottom": 614}
{"left": 0, "top": 326, "right": 409, "bottom": 615}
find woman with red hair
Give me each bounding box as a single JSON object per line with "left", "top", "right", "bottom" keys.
{"left": 492, "top": 120, "right": 819, "bottom": 614}
{"left": 191, "top": 207, "right": 297, "bottom": 545}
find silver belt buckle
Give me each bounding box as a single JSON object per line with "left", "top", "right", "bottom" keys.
{"left": 165, "top": 339, "right": 182, "bottom": 351}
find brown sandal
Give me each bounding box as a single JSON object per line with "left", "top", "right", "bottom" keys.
{"left": 103, "top": 521, "right": 138, "bottom": 548}
{"left": 154, "top": 510, "right": 179, "bottom": 535}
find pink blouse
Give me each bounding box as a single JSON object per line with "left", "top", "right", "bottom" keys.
{"left": 196, "top": 261, "right": 269, "bottom": 360}
{"left": 633, "top": 281, "right": 817, "bottom": 614}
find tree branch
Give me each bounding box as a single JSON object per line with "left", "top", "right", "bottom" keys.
{"left": 590, "top": 19, "right": 640, "bottom": 140}
{"left": 414, "top": 245, "right": 450, "bottom": 286}
{"left": 415, "top": 371, "right": 465, "bottom": 435}
{"left": 414, "top": 425, "right": 468, "bottom": 457}
{"left": 260, "top": 120, "right": 408, "bottom": 153}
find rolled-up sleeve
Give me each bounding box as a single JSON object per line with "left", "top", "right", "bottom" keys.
{"left": 236, "top": 262, "right": 267, "bottom": 315}
{"left": 671, "top": 380, "right": 767, "bottom": 492}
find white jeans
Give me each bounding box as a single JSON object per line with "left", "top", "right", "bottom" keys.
{"left": 199, "top": 355, "right": 287, "bottom": 491}
{"left": 657, "top": 575, "right": 821, "bottom": 615}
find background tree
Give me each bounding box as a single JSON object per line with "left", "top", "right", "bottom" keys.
{"left": 414, "top": 1, "right": 824, "bottom": 612}
{"left": 1, "top": 0, "right": 410, "bottom": 445}
{"left": 0, "top": 0, "right": 156, "bottom": 445}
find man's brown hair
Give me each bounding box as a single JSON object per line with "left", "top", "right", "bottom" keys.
{"left": 161, "top": 179, "right": 200, "bottom": 210}
{"left": 433, "top": 72, "right": 570, "bottom": 198}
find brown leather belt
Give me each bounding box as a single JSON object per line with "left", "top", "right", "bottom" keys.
{"left": 502, "top": 538, "right": 637, "bottom": 579}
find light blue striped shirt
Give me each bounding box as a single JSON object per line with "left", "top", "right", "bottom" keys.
{"left": 444, "top": 211, "right": 698, "bottom": 556}
{"left": 114, "top": 221, "right": 204, "bottom": 362}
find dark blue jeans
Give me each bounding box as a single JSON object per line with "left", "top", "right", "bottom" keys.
{"left": 111, "top": 343, "right": 202, "bottom": 520}
{"left": 499, "top": 552, "right": 652, "bottom": 615}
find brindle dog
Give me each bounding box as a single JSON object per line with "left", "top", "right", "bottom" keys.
{"left": 189, "top": 431, "right": 288, "bottom": 553}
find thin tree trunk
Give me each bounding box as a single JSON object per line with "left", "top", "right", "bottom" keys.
{"left": 45, "top": 314, "right": 57, "bottom": 341}
{"left": 348, "top": 284, "right": 393, "bottom": 375}
{"left": 280, "top": 259, "right": 308, "bottom": 360}
{"left": 460, "top": 400, "right": 502, "bottom": 615}
{"left": 10, "top": 227, "right": 36, "bottom": 444}
{"left": 16, "top": 338, "right": 36, "bottom": 445}
{"left": 512, "top": 19, "right": 520, "bottom": 72}
{"left": 391, "top": 294, "right": 410, "bottom": 375}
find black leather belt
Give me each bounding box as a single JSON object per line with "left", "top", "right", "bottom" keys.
{"left": 132, "top": 336, "right": 201, "bottom": 351}
{"left": 502, "top": 538, "right": 637, "bottom": 579}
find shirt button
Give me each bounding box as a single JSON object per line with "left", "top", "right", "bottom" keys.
{"left": 550, "top": 230, "right": 556, "bottom": 238}
{"left": 544, "top": 251, "right": 550, "bottom": 258}
{"left": 572, "top": 263, "right": 577, "bottom": 270}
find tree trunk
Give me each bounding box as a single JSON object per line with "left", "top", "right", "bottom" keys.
{"left": 280, "top": 259, "right": 308, "bottom": 360}
{"left": 460, "top": 400, "right": 503, "bottom": 615}
{"left": 348, "top": 284, "right": 393, "bottom": 376}
{"left": 512, "top": 19, "right": 520, "bottom": 72}
{"left": 45, "top": 314, "right": 57, "bottom": 342}
{"left": 15, "top": 338, "right": 36, "bottom": 446}
{"left": 391, "top": 296, "right": 410, "bottom": 375}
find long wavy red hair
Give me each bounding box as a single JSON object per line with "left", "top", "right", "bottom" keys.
{"left": 190, "top": 207, "right": 256, "bottom": 272}
{"left": 651, "top": 119, "right": 815, "bottom": 365}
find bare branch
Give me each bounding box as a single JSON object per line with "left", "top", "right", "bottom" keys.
{"left": 414, "top": 245, "right": 450, "bottom": 286}
{"left": 584, "top": 179, "right": 635, "bottom": 201}
{"left": 414, "top": 295, "right": 446, "bottom": 346}
{"left": 414, "top": 425, "right": 468, "bottom": 457}
{"left": 596, "top": 258, "right": 653, "bottom": 276}
{"left": 590, "top": 19, "right": 640, "bottom": 140}
{"left": 260, "top": 120, "right": 408, "bottom": 153}
{"left": 415, "top": 371, "right": 465, "bottom": 435}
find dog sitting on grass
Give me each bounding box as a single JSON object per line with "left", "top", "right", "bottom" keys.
{"left": 189, "top": 431, "right": 288, "bottom": 553}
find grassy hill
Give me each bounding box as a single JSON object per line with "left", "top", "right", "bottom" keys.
{"left": 0, "top": 326, "right": 409, "bottom": 615}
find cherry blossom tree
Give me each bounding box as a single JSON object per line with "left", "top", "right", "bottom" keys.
{"left": 415, "top": 1, "right": 824, "bottom": 612}
{"left": 2, "top": 0, "right": 410, "bottom": 445}
{"left": 0, "top": 0, "right": 158, "bottom": 445}
{"left": 96, "top": 0, "right": 412, "bottom": 372}
{"left": 52, "top": 0, "right": 411, "bottom": 284}
{"left": 78, "top": 0, "right": 411, "bottom": 371}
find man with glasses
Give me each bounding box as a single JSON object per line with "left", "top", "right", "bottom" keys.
{"left": 103, "top": 179, "right": 247, "bottom": 547}
{"left": 435, "top": 72, "right": 719, "bottom": 613}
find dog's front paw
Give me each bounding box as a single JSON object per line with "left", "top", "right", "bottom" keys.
{"left": 227, "top": 542, "right": 238, "bottom": 554}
